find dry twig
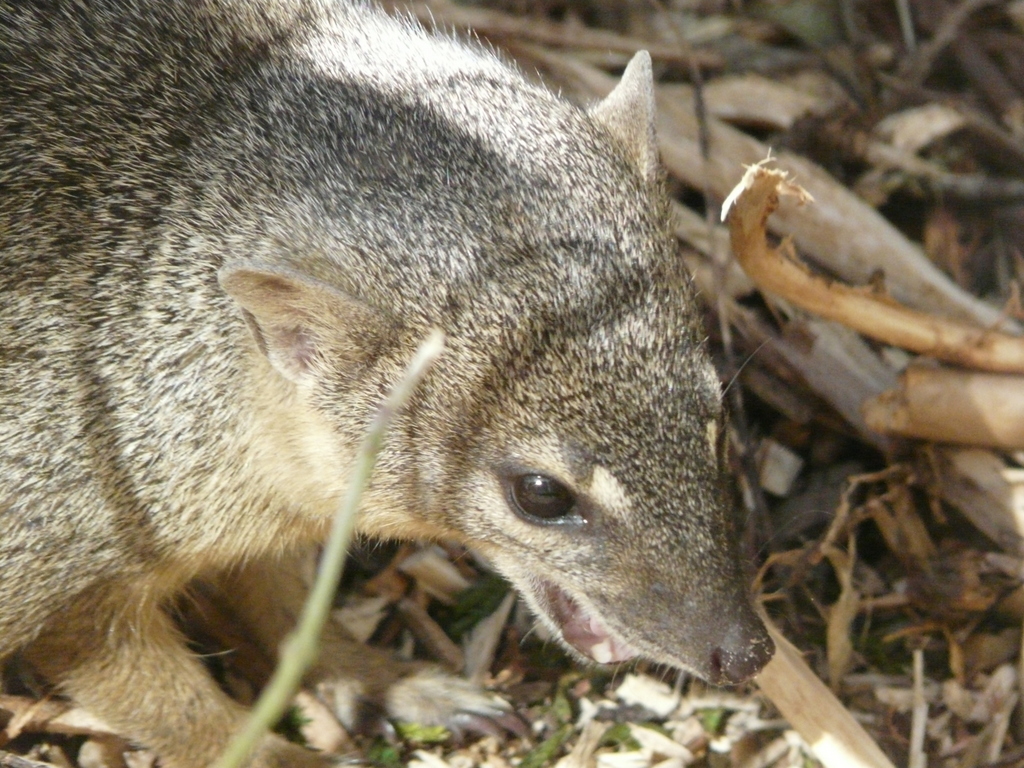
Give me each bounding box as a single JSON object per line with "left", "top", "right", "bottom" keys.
{"left": 864, "top": 366, "right": 1024, "bottom": 448}
{"left": 756, "top": 615, "right": 896, "bottom": 768}
{"left": 722, "top": 160, "right": 1024, "bottom": 373}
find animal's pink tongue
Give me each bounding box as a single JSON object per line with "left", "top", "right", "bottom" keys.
{"left": 544, "top": 582, "right": 638, "bottom": 664}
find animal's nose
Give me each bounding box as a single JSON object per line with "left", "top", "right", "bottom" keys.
{"left": 708, "top": 622, "right": 775, "bottom": 684}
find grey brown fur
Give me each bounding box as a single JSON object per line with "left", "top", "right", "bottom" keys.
{"left": 0, "top": 1, "right": 773, "bottom": 765}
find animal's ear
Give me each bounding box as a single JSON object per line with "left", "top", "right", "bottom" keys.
{"left": 589, "top": 50, "right": 659, "bottom": 186}
{"left": 219, "top": 265, "right": 389, "bottom": 385}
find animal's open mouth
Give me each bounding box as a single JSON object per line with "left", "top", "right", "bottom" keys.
{"left": 541, "top": 580, "right": 638, "bottom": 664}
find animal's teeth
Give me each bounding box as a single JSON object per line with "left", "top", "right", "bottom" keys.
{"left": 590, "top": 638, "right": 614, "bottom": 664}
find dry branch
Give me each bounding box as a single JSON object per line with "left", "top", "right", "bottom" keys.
{"left": 728, "top": 303, "right": 898, "bottom": 449}
{"left": 934, "top": 448, "right": 1024, "bottom": 557}
{"left": 864, "top": 367, "right": 1024, "bottom": 448}
{"left": 908, "top": 649, "right": 927, "bottom": 768}
{"left": 670, "top": 201, "right": 753, "bottom": 298}
{"left": 697, "top": 75, "right": 831, "bottom": 130}
{"left": 851, "top": 130, "right": 1024, "bottom": 203}
{"left": 756, "top": 616, "right": 897, "bottom": 768}
{"left": 395, "top": 597, "right": 465, "bottom": 672}
{"left": 722, "top": 161, "right": 1024, "bottom": 374}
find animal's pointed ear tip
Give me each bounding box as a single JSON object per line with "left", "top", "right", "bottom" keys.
{"left": 619, "top": 50, "right": 653, "bottom": 85}
{"left": 620, "top": 52, "right": 655, "bottom": 101}
{"left": 628, "top": 50, "right": 653, "bottom": 72}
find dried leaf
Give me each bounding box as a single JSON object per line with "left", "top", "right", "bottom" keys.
{"left": 615, "top": 675, "right": 681, "bottom": 719}
{"left": 821, "top": 544, "right": 860, "bottom": 690}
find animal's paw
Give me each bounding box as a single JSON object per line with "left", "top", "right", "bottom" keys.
{"left": 385, "top": 666, "right": 525, "bottom": 739}
{"left": 312, "top": 664, "right": 524, "bottom": 741}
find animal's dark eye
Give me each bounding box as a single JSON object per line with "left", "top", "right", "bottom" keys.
{"left": 510, "top": 474, "right": 576, "bottom": 521}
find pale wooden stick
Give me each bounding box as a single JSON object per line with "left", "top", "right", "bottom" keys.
{"left": 864, "top": 366, "right": 1024, "bottom": 448}
{"left": 756, "top": 618, "right": 897, "bottom": 768}
{"left": 686, "top": 75, "right": 832, "bottom": 131}
{"left": 908, "top": 649, "right": 927, "bottom": 768}
{"left": 933, "top": 447, "right": 1024, "bottom": 557}
{"left": 395, "top": 596, "right": 465, "bottom": 672}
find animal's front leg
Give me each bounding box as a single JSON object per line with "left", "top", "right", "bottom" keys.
{"left": 24, "top": 587, "right": 328, "bottom": 768}
{"left": 213, "top": 549, "right": 513, "bottom": 737}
